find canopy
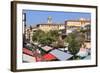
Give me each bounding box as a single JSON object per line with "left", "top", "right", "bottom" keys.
{"left": 42, "top": 53, "right": 57, "bottom": 61}
{"left": 50, "top": 49, "right": 73, "bottom": 61}
{"left": 41, "top": 46, "right": 53, "bottom": 52}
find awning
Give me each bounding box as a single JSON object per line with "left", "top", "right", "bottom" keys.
{"left": 77, "top": 48, "right": 88, "bottom": 57}
{"left": 84, "top": 55, "right": 91, "bottom": 60}
{"left": 23, "top": 48, "right": 33, "bottom": 56}
{"left": 41, "top": 46, "right": 53, "bottom": 52}
{"left": 50, "top": 49, "right": 73, "bottom": 61}
{"left": 23, "top": 53, "right": 36, "bottom": 62}
{"left": 42, "top": 53, "right": 57, "bottom": 61}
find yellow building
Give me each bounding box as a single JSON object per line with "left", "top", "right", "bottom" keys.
{"left": 35, "top": 19, "right": 90, "bottom": 32}
{"left": 66, "top": 19, "right": 90, "bottom": 29}
{"left": 35, "top": 16, "right": 65, "bottom": 32}
{"left": 36, "top": 24, "right": 65, "bottom": 32}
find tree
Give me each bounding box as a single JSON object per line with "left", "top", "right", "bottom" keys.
{"left": 39, "top": 30, "right": 59, "bottom": 46}
{"left": 32, "top": 29, "right": 45, "bottom": 42}
{"left": 56, "top": 38, "right": 65, "bottom": 48}
{"left": 39, "top": 36, "right": 52, "bottom": 45}
{"left": 68, "top": 33, "right": 81, "bottom": 59}
{"left": 32, "top": 30, "right": 60, "bottom": 46}
{"left": 80, "top": 26, "right": 91, "bottom": 41}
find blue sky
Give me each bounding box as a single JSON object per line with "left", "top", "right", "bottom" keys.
{"left": 23, "top": 10, "right": 91, "bottom": 26}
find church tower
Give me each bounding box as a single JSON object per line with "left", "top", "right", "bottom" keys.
{"left": 47, "top": 16, "right": 52, "bottom": 24}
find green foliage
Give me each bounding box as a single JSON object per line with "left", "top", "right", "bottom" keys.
{"left": 67, "top": 33, "right": 81, "bottom": 59}
{"left": 32, "top": 29, "right": 45, "bottom": 42}
{"left": 32, "top": 30, "right": 59, "bottom": 46}
{"left": 68, "top": 38, "right": 80, "bottom": 55}
{"left": 39, "top": 36, "right": 53, "bottom": 45}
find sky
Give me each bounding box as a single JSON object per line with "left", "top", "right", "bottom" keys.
{"left": 23, "top": 10, "right": 91, "bottom": 26}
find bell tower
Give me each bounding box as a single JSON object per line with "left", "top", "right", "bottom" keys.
{"left": 47, "top": 16, "right": 52, "bottom": 24}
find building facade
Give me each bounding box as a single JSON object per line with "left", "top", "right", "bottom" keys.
{"left": 65, "top": 19, "right": 90, "bottom": 30}
{"left": 24, "top": 17, "right": 91, "bottom": 43}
